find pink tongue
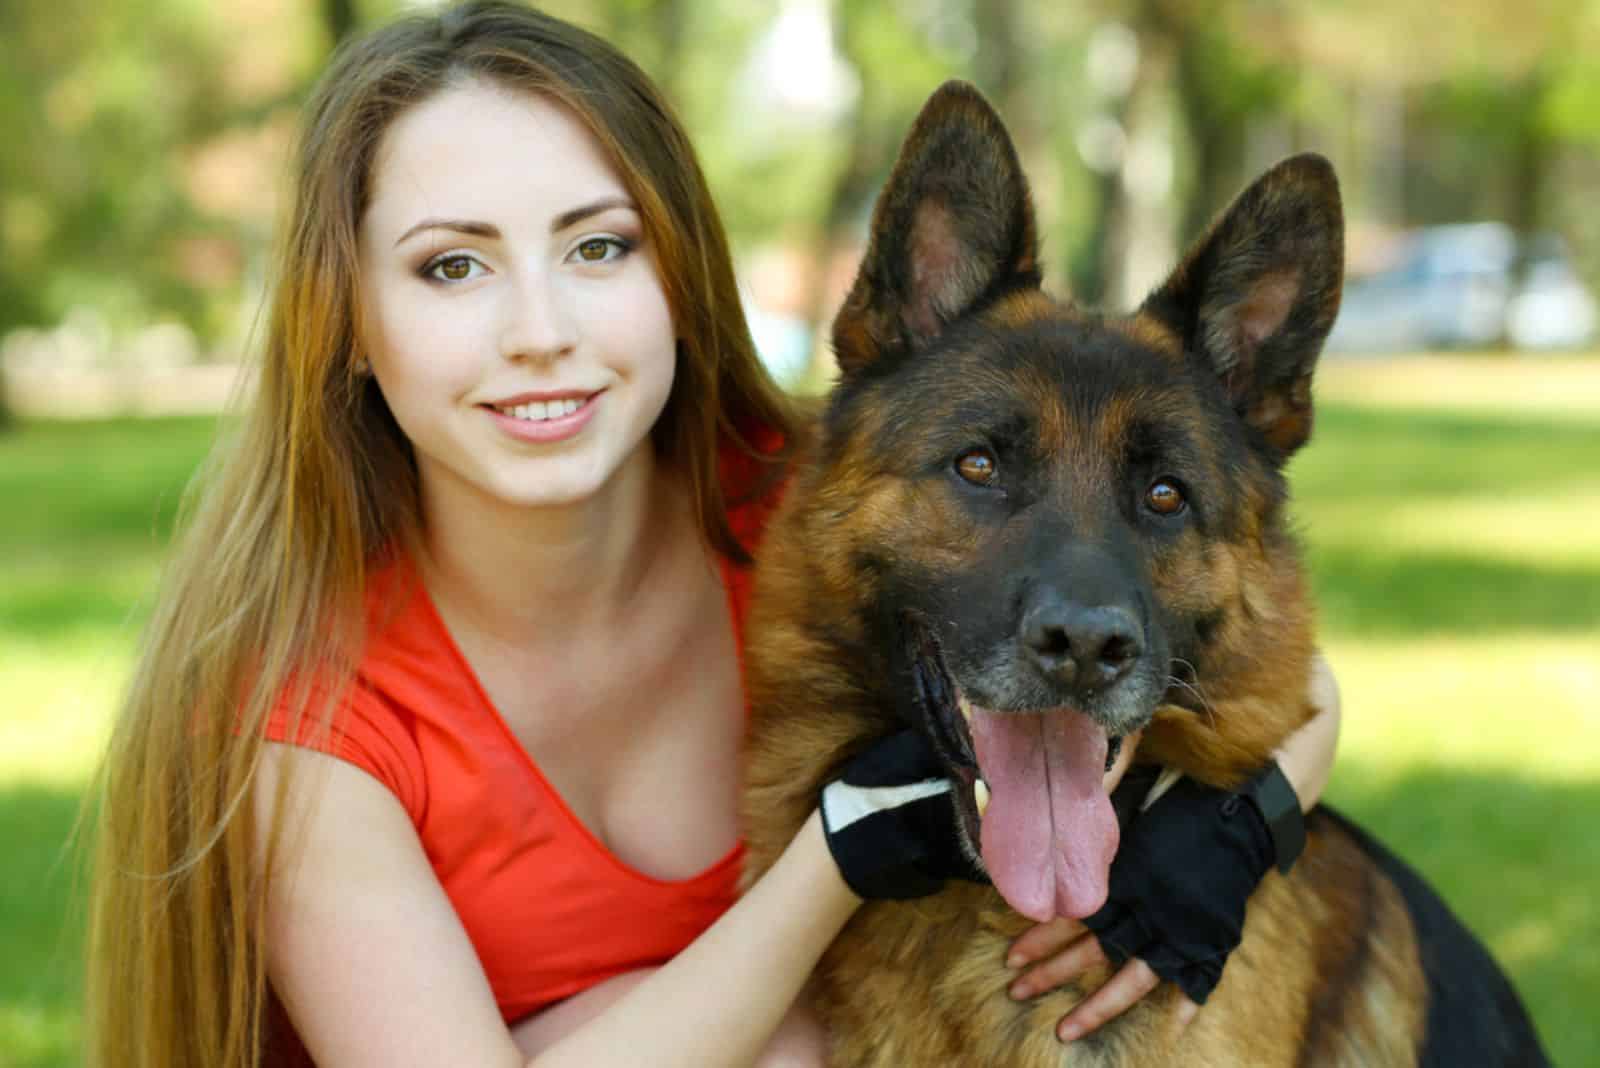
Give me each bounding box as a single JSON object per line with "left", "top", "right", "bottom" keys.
{"left": 970, "top": 708, "right": 1118, "bottom": 922}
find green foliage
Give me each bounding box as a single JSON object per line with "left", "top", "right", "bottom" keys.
{"left": 8, "top": 0, "right": 1600, "bottom": 360}
{"left": 0, "top": 2, "right": 323, "bottom": 343}
{"left": 1, "top": 3, "right": 206, "bottom": 335}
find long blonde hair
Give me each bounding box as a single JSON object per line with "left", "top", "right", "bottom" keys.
{"left": 83, "top": 4, "right": 797, "bottom": 1064}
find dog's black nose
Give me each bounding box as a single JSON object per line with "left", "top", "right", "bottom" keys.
{"left": 1021, "top": 599, "right": 1143, "bottom": 694}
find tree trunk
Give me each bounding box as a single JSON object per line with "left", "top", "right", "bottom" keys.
{"left": 320, "top": 0, "right": 357, "bottom": 45}
{"left": 1172, "top": 27, "right": 1245, "bottom": 242}
{"left": 792, "top": 0, "right": 897, "bottom": 385}
{"left": 974, "top": 0, "right": 1065, "bottom": 286}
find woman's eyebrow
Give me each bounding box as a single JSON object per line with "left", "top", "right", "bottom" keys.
{"left": 552, "top": 195, "right": 636, "bottom": 232}
{"left": 392, "top": 196, "right": 635, "bottom": 248}
{"left": 394, "top": 218, "right": 500, "bottom": 247}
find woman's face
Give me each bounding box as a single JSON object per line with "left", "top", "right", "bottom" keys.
{"left": 357, "top": 79, "right": 677, "bottom": 515}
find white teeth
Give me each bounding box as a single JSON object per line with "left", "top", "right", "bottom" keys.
{"left": 958, "top": 694, "right": 973, "bottom": 725}
{"left": 498, "top": 398, "right": 582, "bottom": 422}
{"left": 974, "top": 778, "right": 991, "bottom": 816}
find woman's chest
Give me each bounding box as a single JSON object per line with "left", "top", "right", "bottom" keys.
{"left": 407, "top": 631, "right": 748, "bottom": 1018}
{"left": 470, "top": 579, "right": 747, "bottom": 882}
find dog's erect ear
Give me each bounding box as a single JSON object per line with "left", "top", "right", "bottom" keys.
{"left": 832, "top": 81, "right": 1040, "bottom": 377}
{"left": 1141, "top": 154, "right": 1343, "bottom": 458}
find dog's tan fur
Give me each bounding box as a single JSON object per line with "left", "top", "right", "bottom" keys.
{"left": 740, "top": 82, "right": 1543, "bottom": 1067}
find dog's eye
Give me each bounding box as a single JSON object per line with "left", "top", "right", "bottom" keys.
{"left": 1146, "top": 479, "right": 1186, "bottom": 515}
{"left": 954, "top": 448, "right": 998, "bottom": 486}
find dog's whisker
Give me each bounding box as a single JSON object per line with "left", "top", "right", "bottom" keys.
{"left": 1168, "top": 659, "right": 1218, "bottom": 729}
{"left": 1167, "top": 675, "right": 1210, "bottom": 711}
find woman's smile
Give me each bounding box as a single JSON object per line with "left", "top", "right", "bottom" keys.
{"left": 481, "top": 391, "right": 601, "bottom": 444}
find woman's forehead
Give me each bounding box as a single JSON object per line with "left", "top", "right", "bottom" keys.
{"left": 364, "top": 81, "right": 630, "bottom": 237}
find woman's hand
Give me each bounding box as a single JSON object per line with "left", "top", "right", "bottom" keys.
{"left": 1006, "top": 917, "right": 1199, "bottom": 1043}
{"left": 1003, "top": 652, "right": 1343, "bottom": 1044}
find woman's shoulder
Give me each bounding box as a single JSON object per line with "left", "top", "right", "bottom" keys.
{"left": 260, "top": 551, "right": 455, "bottom": 821}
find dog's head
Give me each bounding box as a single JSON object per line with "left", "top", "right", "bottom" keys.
{"left": 814, "top": 82, "right": 1342, "bottom": 921}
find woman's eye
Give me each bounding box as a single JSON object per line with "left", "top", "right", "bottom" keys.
{"left": 424, "top": 254, "right": 484, "bottom": 283}
{"left": 954, "top": 448, "right": 999, "bottom": 486}
{"left": 572, "top": 236, "right": 630, "bottom": 264}
{"left": 1145, "top": 478, "right": 1186, "bottom": 516}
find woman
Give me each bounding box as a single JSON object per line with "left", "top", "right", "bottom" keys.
{"left": 83, "top": 4, "right": 1340, "bottom": 1066}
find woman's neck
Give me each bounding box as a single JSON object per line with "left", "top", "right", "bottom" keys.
{"left": 414, "top": 444, "right": 693, "bottom": 647}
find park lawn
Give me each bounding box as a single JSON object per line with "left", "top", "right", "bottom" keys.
{"left": 1, "top": 357, "right": 1597, "bottom": 1066}
{"left": 0, "top": 415, "right": 226, "bottom": 1068}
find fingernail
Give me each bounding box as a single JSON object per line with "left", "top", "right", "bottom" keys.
{"left": 1008, "top": 981, "right": 1029, "bottom": 1000}
{"left": 1058, "top": 1023, "right": 1080, "bottom": 1043}
{"left": 1006, "top": 952, "right": 1026, "bottom": 969}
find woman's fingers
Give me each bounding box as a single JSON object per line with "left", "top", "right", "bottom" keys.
{"left": 1168, "top": 991, "right": 1202, "bottom": 1037}
{"left": 1054, "top": 958, "right": 1161, "bottom": 1042}
{"left": 1008, "top": 931, "right": 1106, "bottom": 1000}
{"left": 1006, "top": 917, "right": 1082, "bottom": 970}
{"left": 1007, "top": 928, "right": 1206, "bottom": 1043}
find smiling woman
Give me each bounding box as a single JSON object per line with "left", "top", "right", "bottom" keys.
{"left": 358, "top": 84, "right": 677, "bottom": 510}
{"left": 78, "top": 4, "right": 837, "bottom": 1067}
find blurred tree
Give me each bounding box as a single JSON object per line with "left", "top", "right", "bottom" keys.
{"left": 1279, "top": 0, "right": 1592, "bottom": 232}
{"left": 322, "top": 0, "right": 360, "bottom": 44}
{"left": 0, "top": 1, "right": 214, "bottom": 427}
{"left": 3, "top": 0, "right": 1596, "bottom": 432}
{"left": 0, "top": 3, "right": 219, "bottom": 332}
{"left": 0, "top": 1, "right": 324, "bottom": 365}
{"left": 792, "top": 0, "right": 989, "bottom": 379}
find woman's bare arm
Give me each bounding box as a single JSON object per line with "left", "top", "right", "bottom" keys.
{"left": 1276, "top": 652, "right": 1341, "bottom": 813}
{"left": 258, "top": 743, "right": 856, "bottom": 1068}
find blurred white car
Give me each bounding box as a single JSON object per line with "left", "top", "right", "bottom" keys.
{"left": 1506, "top": 235, "right": 1599, "bottom": 350}
{"left": 1326, "top": 224, "right": 1597, "bottom": 353}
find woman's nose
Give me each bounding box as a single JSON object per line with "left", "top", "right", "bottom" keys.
{"left": 499, "top": 268, "right": 578, "bottom": 364}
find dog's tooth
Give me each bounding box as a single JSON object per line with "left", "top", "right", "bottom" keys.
{"left": 974, "top": 778, "right": 990, "bottom": 817}
{"left": 959, "top": 694, "right": 973, "bottom": 725}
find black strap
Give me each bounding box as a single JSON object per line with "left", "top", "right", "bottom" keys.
{"left": 1240, "top": 760, "right": 1305, "bottom": 874}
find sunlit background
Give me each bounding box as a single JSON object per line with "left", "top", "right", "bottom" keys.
{"left": 2, "top": 2, "right": 1597, "bottom": 1065}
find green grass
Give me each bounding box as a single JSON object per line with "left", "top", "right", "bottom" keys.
{"left": 0, "top": 417, "right": 223, "bottom": 1068}
{"left": 0, "top": 417, "right": 223, "bottom": 644}
{"left": 2, "top": 361, "right": 1598, "bottom": 1066}
{"left": 1301, "top": 360, "right": 1600, "bottom": 1063}
{"left": 1292, "top": 404, "right": 1600, "bottom": 637}
{"left": 0, "top": 786, "right": 86, "bottom": 1068}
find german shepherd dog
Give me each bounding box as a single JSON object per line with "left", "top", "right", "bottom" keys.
{"left": 740, "top": 83, "right": 1548, "bottom": 1066}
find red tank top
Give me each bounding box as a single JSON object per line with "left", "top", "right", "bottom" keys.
{"left": 264, "top": 439, "right": 783, "bottom": 1044}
